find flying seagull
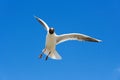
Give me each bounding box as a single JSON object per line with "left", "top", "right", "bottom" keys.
{"left": 34, "top": 16, "right": 101, "bottom": 60}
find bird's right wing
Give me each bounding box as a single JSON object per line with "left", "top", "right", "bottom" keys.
{"left": 34, "top": 16, "right": 49, "bottom": 31}
{"left": 56, "top": 33, "right": 101, "bottom": 45}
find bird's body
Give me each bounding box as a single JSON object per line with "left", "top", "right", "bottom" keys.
{"left": 45, "top": 33, "right": 56, "bottom": 51}
{"left": 44, "top": 32, "right": 62, "bottom": 60}
{"left": 34, "top": 16, "right": 101, "bottom": 60}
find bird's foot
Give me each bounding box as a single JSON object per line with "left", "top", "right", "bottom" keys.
{"left": 39, "top": 54, "right": 43, "bottom": 58}
{"left": 45, "top": 56, "right": 48, "bottom": 61}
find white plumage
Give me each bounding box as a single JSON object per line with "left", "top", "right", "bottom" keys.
{"left": 34, "top": 16, "right": 101, "bottom": 60}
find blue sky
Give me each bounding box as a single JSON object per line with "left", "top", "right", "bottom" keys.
{"left": 0, "top": 0, "right": 120, "bottom": 80}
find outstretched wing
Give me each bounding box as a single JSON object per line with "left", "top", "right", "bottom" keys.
{"left": 34, "top": 16, "right": 49, "bottom": 31}
{"left": 56, "top": 33, "right": 101, "bottom": 45}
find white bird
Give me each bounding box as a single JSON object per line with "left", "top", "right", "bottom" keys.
{"left": 34, "top": 16, "right": 101, "bottom": 60}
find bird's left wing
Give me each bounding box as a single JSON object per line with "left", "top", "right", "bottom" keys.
{"left": 34, "top": 16, "right": 49, "bottom": 31}
{"left": 56, "top": 33, "right": 101, "bottom": 45}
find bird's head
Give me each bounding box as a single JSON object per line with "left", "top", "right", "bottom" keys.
{"left": 49, "top": 28, "right": 54, "bottom": 34}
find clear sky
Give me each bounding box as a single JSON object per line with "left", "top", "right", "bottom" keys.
{"left": 0, "top": 0, "right": 120, "bottom": 80}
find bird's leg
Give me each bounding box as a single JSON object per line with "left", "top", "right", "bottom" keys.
{"left": 45, "top": 51, "right": 51, "bottom": 61}
{"left": 39, "top": 54, "right": 43, "bottom": 58}
{"left": 39, "top": 49, "right": 46, "bottom": 58}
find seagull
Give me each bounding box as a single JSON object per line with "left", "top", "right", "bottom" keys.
{"left": 34, "top": 16, "right": 101, "bottom": 60}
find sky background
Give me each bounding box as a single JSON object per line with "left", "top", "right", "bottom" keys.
{"left": 0, "top": 0, "right": 120, "bottom": 80}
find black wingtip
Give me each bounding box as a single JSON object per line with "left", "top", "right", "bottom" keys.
{"left": 34, "top": 15, "right": 39, "bottom": 19}
{"left": 85, "top": 37, "right": 102, "bottom": 43}
{"left": 34, "top": 16, "right": 41, "bottom": 23}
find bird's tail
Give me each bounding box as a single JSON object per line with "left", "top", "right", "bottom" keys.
{"left": 44, "top": 49, "right": 62, "bottom": 60}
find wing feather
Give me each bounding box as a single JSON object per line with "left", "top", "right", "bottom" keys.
{"left": 34, "top": 16, "right": 49, "bottom": 31}
{"left": 56, "top": 33, "right": 101, "bottom": 45}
